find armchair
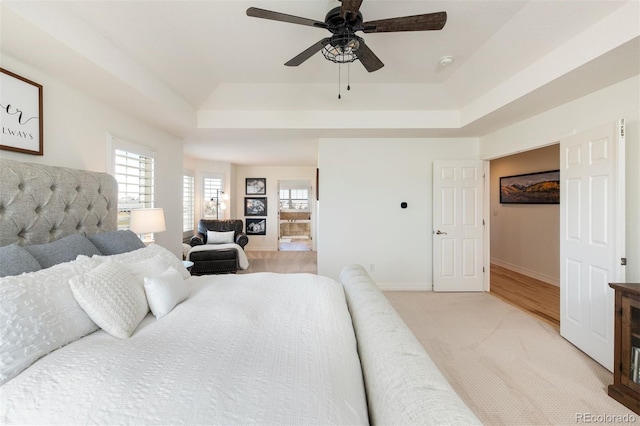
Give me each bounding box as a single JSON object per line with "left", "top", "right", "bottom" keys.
{"left": 188, "top": 219, "right": 249, "bottom": 274}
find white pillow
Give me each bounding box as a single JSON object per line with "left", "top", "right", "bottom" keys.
{"left": 78, "top": 244, "right": 190, "bottom": 280}
{"left": 69, "top": 261, "right": 148, "bottom": 339}
{"left": 144, "top": 267, "right": 190, "bottom": 319}
{"left": 0, "top": 256, "right": 100, "bottom": 385}
{"left": 123, "top": 255, "right": 171, "bottom": 287}
{"left": 207, "top": 230, "right": 235, "bottom": 244}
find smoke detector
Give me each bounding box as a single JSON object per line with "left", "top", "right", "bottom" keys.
{"left": 439, "top": 55, "right": 454, "bottom": 66}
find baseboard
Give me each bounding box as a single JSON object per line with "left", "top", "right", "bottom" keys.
{"left": 377, "top": 282, "right": 432, "bottom": 291}
{"left": 490, "top": 258, "right": 559, "bottom": 286}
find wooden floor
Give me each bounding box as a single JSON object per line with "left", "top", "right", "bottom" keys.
{"left": 490, "top": 264, "right": 560, "bottom": 330}
{"left": 239, "top": 250, "right": 317, "bottom": 274}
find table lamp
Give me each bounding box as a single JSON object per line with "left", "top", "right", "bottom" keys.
{"left": 130, "top": 207, "right": 166, "bottom": 244}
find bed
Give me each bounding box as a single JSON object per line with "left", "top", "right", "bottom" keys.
{"left": 0, "top": 158, "right": 480, "bottom": 425}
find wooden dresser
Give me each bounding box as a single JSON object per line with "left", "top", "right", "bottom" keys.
{"left": 609, "top": 283, "right": 640, "bottom": 414}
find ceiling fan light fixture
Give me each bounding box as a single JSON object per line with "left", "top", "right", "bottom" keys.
{"left": 322, "top": 36, "right": 360, "bottom": 63}
{"left": 247, "top": 2, "right": 447, "bottom": 73}
{"left": 322, "top": 47, "right": 358, "bottom": 63}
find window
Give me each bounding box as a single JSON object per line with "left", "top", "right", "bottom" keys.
{"left": 108, "top": 136, "right": 155, "bottom": 230}
{"left": 203, "top": 174, "right": 224, "bottom": 219}
{"left": 183, "top": 172, "right": 195, "bottom": 237}
{"left": 279, "top": 188, "right": 309, "bottom": 210}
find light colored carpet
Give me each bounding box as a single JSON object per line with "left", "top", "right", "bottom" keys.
{"left": 385, "top": 291, "right": 635, "bottom": 425}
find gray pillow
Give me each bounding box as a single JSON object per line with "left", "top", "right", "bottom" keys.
{"left": 0, "top": 244, "right": 42, "bottom": 277}
{"left": 24, "top": 234, "right": 101, "bottom": 269}
{"left": 88, "top": 230, "right": 146, "bottom": 255}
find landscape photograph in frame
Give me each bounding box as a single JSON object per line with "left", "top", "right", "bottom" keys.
{"left": 499, "top": 170, "right": 560, "bottom": 204}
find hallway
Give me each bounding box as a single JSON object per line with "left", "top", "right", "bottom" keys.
{"left": 489, "top": 264, "right": 560, "bottom": 330}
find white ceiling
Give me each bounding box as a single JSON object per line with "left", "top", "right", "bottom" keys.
{"left": 1, "top": 0, "right": 638, "bottom": 166}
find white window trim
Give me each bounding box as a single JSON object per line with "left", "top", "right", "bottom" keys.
{"left": 279, "top": 187, "right": 310, "bottom": 211}
{"left": 202, "top": 173, "right": 225, "bottom": 220}
{"left": 183, "top": 170, "right": 195, "bottom": 238}
{"left": 107, "top": 133, "right": 157, "bottom": 231}
{"left": 106, "top": 133, "right": 155, "bottom": 175}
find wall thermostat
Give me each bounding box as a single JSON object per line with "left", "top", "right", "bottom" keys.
{"left": 400, "top": 202, "right": 408, "bottom": 209}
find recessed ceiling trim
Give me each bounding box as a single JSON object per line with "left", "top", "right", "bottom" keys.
{"left": 3, "top": 1, "right": 196, "bottom": 128}
{"left": 460, "top": 0, "right": 639, "bottom": 128}
{"left": 197, "top": 109, "right": 460, "bottom": 130}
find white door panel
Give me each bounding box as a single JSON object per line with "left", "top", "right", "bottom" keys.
{"left": 560, "top": 121, "right": 625, "bottom": 372}
{"left": 433, "top": 161, "right": 484, "bottom": 292}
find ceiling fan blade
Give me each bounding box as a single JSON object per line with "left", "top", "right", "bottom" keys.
{"left": 285, "top": 38, "right": 332, "bottom": 66}
{"left": 363, "top": 11, "right": 447, "bottom": 33}
{"left": 355, "top": 40, "right": 384, "bottom": 72}
{"left": 246, "top": 7, "right": 328, "bottom": 29}
{"left": 340, "top": 0, "right": 363, "bottom": 21}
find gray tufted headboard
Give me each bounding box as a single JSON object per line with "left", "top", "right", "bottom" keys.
{"left": 0, "top": 158, "right": 118, "bottom": 247}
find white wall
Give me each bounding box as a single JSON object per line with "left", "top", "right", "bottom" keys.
{"left": 1, "top": 54, "right": 185, "bottom": 257}
{"left": 480, "top": 75, "right": 640, "bottom": 282}
{"left": 235, "top": 165, "right": 317, "bottom": 251}
{"left": 317, "top": 138, "right": 479, "bottom": 287}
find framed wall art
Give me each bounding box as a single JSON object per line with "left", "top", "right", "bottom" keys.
{"left": 500, "top": 170, "right": 560, "bottom": 204}
{"left": 246, "top": 218, "right": 266, "bottom": 235}
{"left": 245, "top": 197, "right": 267, "bottom": 216}
{"left": 246, "top": 178, "right": 266, "bottom": 195}
{"left": 0, "top": 68, "right": 43, "bottom": 155}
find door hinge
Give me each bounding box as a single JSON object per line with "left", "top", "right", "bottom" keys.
{"left": 483, "top": 266, "right": 485, "bottom": 273}
{"left": 482, "top": 219, "right": 485, "bottom": 226}
{"left": 622, "top": 258, "right": 627, "bottom": 266}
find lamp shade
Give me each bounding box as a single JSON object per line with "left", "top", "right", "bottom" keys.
{"left": 129, "top": 208, "right": 166, "bottom": 234}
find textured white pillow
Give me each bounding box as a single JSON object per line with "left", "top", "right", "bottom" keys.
{"left": 144, "top": 267, "right": 190, "bottom": 319}
{"left": 206, "top": 230, "right": 235, "bottom": 244}
{"left": 78, "top": 244, "right": 190, "bottom": 280}
{"left": 69, "top": 261, "right": 148, "bottom": 339}
{"left": 0, "top": 257, "right": 100, "bottom": 385}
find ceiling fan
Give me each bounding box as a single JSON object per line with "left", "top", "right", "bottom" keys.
{"left": 246, "top": 0, "right": 447, "bottom": 72}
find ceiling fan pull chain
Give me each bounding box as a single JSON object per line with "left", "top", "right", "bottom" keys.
{"left": 347, "top": 63, "right": 351, "bottom": 91}
{"left": 338, "top": 62, "right": 341, "bottom": 99}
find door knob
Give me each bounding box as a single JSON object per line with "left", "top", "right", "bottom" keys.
{"left": 435, "top": 230, "right": 447, "bottom": 235}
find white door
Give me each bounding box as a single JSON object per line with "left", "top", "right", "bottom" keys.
{"left": 433, "top": 161, "right": 485, "bottom": 292}
{"left": 560, "top": 120, "right": 626, "bottom": 371}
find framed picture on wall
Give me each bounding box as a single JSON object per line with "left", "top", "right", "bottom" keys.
{"left": 246, "top": 218, "right": 266, "bottom": 235}
{"left": 499, "top": 170, "right": 560, "bottom": 204}
{"left": 246, "top": 178, "right": 266, "bottom": 195}
{"left": 0, "top": 68, "right": 44, "bottom": 155}
{"left": 245, "top": 197, "right": 267, "bottom": 216}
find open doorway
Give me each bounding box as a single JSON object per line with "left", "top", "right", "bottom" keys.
{"left": 488, "top": 144, "right": 561, "bottom": 326}
{"left": 278, "top": 180, "right": 313, "bottom": 251}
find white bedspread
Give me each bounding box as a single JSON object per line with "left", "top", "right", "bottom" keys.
{"left": 0, "top": 273, "right": 368, "bottom": 425}
{"left": 187, "top": 243, "right": 250, "bottom": 270}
